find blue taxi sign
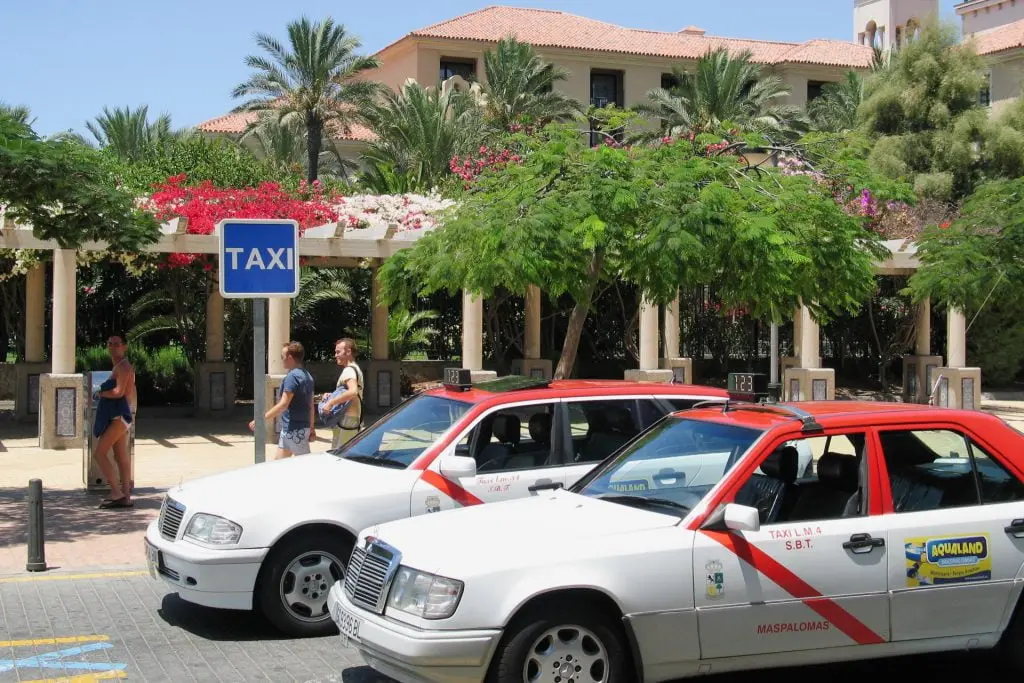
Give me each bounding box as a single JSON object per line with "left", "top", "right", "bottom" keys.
{"left": 218, "top": 219, "right": 300, "bottom": 298}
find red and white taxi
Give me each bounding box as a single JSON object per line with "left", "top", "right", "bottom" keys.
{"left": 329, "top": 400, "right": 1024, "bottom": 683}
{"left": 144, "top": 370, "right": 728, "bottom": 636}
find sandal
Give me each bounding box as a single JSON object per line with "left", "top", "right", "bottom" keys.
{"left": 98, "top": 496, "right": 134, "bottom": 509}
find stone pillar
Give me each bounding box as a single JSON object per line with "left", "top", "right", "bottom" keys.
{"left": 462, "top": 291, "right": 495, "bottom": 382}
{"left": 932, "top": 307, "right": 981, "bottom": 409}
{"left": 783, "top": 305, "right": 834, "bottom": 401}
{"left": 263, "top": 297, "right": 290, "bottom": 443}
{"left": 902, "top": 297, "right": 942, "bottom": 404}
{"left": 15, "top": 264, "right": 49, "bottom": 422}
{"left": 40, "top": 250, "right": 85, "bottom": 449}
{"left": 659, "top": 291, "right": 693, "bottom": 384}
{"left": 511, "top": 285, "right": 552, "bottom": 379}
{"left": 626, "top": 297, "right": 672, "bottom": 383}
{"left": 366, "top": 267, "right": 402, "bottom": 411}
{"left": 781, "top": 307, "right": 802, "bottom": 376}
{"left": 195, "top": 288, "right": 235, "bottom": 417}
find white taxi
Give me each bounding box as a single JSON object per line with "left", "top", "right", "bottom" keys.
{"left": 143, "top": 371, "right": 729, "bottom": 636}
{"left": 329, "top": 400, "right": 1024, "bottom": 683}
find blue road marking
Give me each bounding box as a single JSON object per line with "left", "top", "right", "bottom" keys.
{"left": 0, "top": 642, "right": 127, "bottom": 673}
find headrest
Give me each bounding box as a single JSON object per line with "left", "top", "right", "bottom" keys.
{"left": 529, "top": 413, "right": 552, "bottom": 443}
{"left": 491, "top": 414, "right": 521, "bottom": 444}
{"left": 606, "top": 407, "right": 634, "bottom": 433}
{"left": 817, "top": 452, "right": 860, "bottom": 492}
{"left": 762, "top": 445, "right": 799, "bottom": 483}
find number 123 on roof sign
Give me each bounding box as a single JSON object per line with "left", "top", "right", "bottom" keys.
{"left": 217, "top": 218, "right": 301, "bottom": 299}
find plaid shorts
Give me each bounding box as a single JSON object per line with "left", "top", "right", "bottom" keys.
{"left": 278, "top": 427, "right": 311, "bottom": 455}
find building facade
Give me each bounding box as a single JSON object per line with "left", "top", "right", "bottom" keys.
{"left": 197, "top": 5, "right": 874, "bottom": 161}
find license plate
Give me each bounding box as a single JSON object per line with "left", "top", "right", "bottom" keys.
{"left": 335, "top": 604, "right": 361, "bottom": 648}
{"left": 145, "top": 541, "right": 159, "bottom": 579}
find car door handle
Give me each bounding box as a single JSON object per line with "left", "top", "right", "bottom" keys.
{"left": 528, "top": 481, "right": 563, "bottom": 492}
{"left": 843, "top": 533, "right": 885, "bottom": 551}
{"left": 1005, "top": 519, "right": 1024, "bottom": 536}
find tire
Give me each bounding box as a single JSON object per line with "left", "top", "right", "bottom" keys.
{"left": 1000, "top": 598, "right": 1024, "bottom": 673}
{"left": 487, "top": 604, "right": 629, "bottom": 683}
{"left": 257, "top": 531, "right": 351, "bottom": 638}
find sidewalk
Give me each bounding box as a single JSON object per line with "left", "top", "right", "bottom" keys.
{"left": 1, "top": 402, "right": 1023, "bottom": 576}
{"left": 0, "top": 416, "right": 332, "bottom": 575}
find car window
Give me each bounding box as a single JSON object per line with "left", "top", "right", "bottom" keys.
{"left": 565, "top": 399, "right": 644, "bottom": 464}
{"left": 735, "top": 433, "right": 867, "bottom": 525}
{"left": 334, "top": 394, "right": 472, "bottom": 468}
{"left": 638, "top": 399, "right": 668, "bottom": 429}
{"left": 454, "top": 402, "right": 558, "bottom": 473}
{"left": 879, "top": 429, "right": 1024, "bottom": 512}
{"left": 572, "top": 417, "right": 764, "bottom": 515}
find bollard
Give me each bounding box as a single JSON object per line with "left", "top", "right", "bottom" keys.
{"left": 26, "top": 478, "right": 46, "bottom": 572}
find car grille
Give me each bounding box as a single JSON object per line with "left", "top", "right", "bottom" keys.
{"left": 159, "top": 497, "right": 186, "bottom": 540}
{"left": 344, "top": 539, "right": 401, "bottom": 613}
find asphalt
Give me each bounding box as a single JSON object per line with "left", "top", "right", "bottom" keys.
{"left": 0, "top": 571, "right": 1019, "bottom": 682}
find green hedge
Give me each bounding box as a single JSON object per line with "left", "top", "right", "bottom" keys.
{"left": 76, "top": 343, "right": 193, "bottom": 406}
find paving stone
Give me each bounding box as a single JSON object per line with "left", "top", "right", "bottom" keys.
{"left": 0, "top": 573, "right": 392, "bottom": 682}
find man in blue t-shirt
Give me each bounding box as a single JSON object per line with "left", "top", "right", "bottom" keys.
{"left": 249, "top": 341, "right": 316, "bottom": 458}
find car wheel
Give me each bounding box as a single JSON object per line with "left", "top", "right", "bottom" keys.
{"left": 487, "top": 605, "right": 629, "bottom": 683}
{"left": 257, "top": 531, "right": 351, "bottom": 637}
{"left": 1000, "top": 599, "right": 1024, "bottom": 673}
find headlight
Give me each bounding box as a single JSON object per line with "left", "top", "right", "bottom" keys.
{"left": 387, "top": 566, "right": 463, "bottom": 619}
{"left": 184, "top": 513, "right": 242, "bottom": 545}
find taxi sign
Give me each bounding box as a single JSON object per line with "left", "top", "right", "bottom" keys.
{"left": 443, "top": 368, "right": 473, "bottom": 391}
{"left": 728, "top": 372, "right": 769, "bottom": 402}
{"left": 218, "top": 219, "right": 300, "bottom": 298}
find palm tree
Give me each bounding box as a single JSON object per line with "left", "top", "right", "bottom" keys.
{"left": 0, "top": 101, "right": 33, "bottom": 127}
{"left": 359, "top": 82, "right": 485, "bottom": 192}
{"left": 633, "top": 47, "right": 808, "bottom": 140}
{"left": 387, "top": 308, "right": 439, "bottom": 360}
{"left": 85, "top": 105, "right": 179, "bottom": 160}
{"left": 232, "top": 16, "right": 381, "bottom": 183}
{"left": 480, "top": 36, "right": 582, "bottom": 132}
{"left": 239, "top": 114, "right": 357, "bottom": 178}
{"left": 808, "top": 71, "right": 865, "bottom": 132}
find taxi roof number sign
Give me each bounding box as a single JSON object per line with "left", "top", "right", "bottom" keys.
{"left": 218, "top": 219, "right": 300, "bottom": 298}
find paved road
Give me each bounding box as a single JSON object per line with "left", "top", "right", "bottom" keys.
{"left": 0, "top": 571, "right": 390, "bottom": 682}
{"left": 0, "top": 570, "right": 1019, "bottom": 682}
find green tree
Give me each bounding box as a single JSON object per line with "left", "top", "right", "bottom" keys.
{"left": 379, "top": 125, "right": 890, "bottom": 378}
{"left": 359, "top": 82, "right": 485, "bottom": 193}
{"left": 233, "top": 16, "right": 381, "bottom": 183}
{"left": 0, "top": 111, "right": 158, "bottom": 251}
{"left": 808, "top": 72, "right": 864, "bottom": 133}
{"left": 859, "top": 20, "right": 988, "bottom": 202}
{"left": 633, "top": 47, "right": 808, "bottom": 141}
{"left": 85, "top": 104, "right": 182, "bottom": 161}
{"left": 479, "top": 37, "right": 582, "bottom": 132}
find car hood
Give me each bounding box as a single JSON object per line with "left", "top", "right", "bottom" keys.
{"left": 166, "top": 453, "right": 417, "bottom": 518}
{"left": 361, "top": 489, "right": 681, "bottom": 576}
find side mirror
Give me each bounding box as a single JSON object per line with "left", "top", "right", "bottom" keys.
{"left": 723, "top": 503, "right": 761, "bottom": 533}
{"left": 439, "top": 454, "right": 477, "bottom": 479}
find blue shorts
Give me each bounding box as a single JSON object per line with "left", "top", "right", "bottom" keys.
{"left": 278, "top": 427, "right": 311, "bottom": 455}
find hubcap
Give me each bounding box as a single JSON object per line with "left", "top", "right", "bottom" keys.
{"left": 522, "top": 625, "right": 608, "bottom": 683}
{"left": 279, "top": 550, "right": 344, "bottom": 623}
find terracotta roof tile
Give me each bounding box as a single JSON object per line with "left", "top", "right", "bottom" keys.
{"left": 968, "top": 17, "right": 1024, "bottom": 56}
{"left": 402, "top": 5, "right": 873, "bottom": 67}
{"left": 196, "top": 109, "right": 376, "bottom": 141}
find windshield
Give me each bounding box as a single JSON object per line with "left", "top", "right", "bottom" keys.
{"left": 571, "top": 416, "right": 764, "bottom": 515}
{"left": 330, "top": 394, "right": 472, "bottom": 468}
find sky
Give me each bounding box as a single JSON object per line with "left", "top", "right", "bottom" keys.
{"left": 1, "top": 0, "right": 963, "bottom": 138}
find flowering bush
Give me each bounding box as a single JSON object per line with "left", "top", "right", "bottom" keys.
{"left": 332, "top": 192, "right": 455, "bottom": 232}
{"left": 450, "top": 146, "right": 523, "bottom": 188}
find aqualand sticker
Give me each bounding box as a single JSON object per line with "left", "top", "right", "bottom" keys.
{"left": 904, "top": 533, "right": 992, "bottom": 587}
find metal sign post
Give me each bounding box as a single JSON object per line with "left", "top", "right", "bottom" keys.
{"left": 217, "top": 218, "right": 300, "bottom": 465}
{"left": 253, "top": 299, "right": 266, "bottom": 463}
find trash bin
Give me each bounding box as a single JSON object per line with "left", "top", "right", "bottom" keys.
{"left": 83, "top": 371, "right": 136, "bottom": 492}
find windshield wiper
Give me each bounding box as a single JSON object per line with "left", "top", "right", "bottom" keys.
{"left": 343, "top": 455, "right": 406, "bottom": 469}
{"left": 597, "top": 494, "right": 690, "bottom": 515}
